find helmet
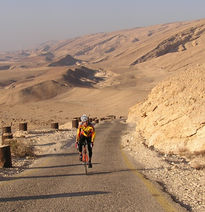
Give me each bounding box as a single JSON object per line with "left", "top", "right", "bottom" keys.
{"left": 81, "top": 114, "right": 88, "bottom": 122}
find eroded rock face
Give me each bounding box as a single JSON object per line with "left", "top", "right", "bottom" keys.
{"left": 128, "top": 67, "right": 205, "bottom": 156}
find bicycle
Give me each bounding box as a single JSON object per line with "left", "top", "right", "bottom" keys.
{"left": 76, "top": 140, "right": 90, "bottom": 175}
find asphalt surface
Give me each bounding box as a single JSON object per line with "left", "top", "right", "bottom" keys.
{"left": 0, "top": 120, "right": 185, "bottom": 212}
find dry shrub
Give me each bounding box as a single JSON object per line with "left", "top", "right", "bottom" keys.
{"left": 178, "top": 147, "right": 205, "bottom": 158}
{"left": 189, "top": 150, "right": 205, "bottom": 169}
{"left": 193, "top": 150, "right": 205, "bottom": 156}
{"left": 190, "top": 156, "right": 205, "bottom": 169}
{"left": 178, "top": 147, "right": 189, "bottom": 154}
{"left": 3, "top": 139, "right": 35, "bottom": 158}
{"left": 178, "top": 147, "right": 205, "bottom": 169}
{"left": 178, "top": 147, "right": 193, "bottom": 159}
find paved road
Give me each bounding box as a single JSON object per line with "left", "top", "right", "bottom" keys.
{"left": 0, "top": 120, "right": 185, "bottom": 212}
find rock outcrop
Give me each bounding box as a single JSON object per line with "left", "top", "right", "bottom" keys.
{"left": 127, "top": 66, "right": 205, "bottom": 163}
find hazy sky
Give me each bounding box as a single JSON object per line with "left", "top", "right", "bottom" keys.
{"left": 0, "top": 0, "right": 205, "bottom": 52}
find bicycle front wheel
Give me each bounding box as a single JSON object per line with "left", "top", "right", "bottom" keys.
{"left": 84, "top": 160, "right": 88, "bottom": 175}
{"left": 83, "top": 152, "right": 88, "bottom": 175}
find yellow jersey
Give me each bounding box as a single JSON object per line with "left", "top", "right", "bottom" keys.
{"left": 77, "top": 122, "right": 96, "bottom": 142}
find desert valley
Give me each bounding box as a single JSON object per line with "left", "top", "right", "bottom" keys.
{"left": 0, "top": 18, "right": 205, "bottom": 211}
{"left": 1, "top": 18, "right": 205, "bottom": 158}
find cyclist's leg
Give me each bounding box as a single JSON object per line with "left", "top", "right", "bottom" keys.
{"left": 87, "top": 137, "right": 93, "bottom": 167}
{"left": 87, "top": 137, "right": 93, "bottom": 160}
{"left": 78, "top": 135, "right": 86, "bottom": 161}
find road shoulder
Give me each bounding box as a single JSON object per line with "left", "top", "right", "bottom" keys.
{"left": 121, "top": 124, "right": 205, "bottom": 212}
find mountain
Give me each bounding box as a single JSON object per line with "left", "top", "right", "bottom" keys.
{"left": 49, "top": 54, "right": 81, "bottom": 66}
{"left": 1, "top": 18, "right": 205, "bottom": 137}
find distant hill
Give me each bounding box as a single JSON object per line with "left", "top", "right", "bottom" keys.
{"left": 1, "top": 18, "right": 205, "bottom": 134}
{"left": 49, "top": 54, "right": 81, "bottom": 66}
{"left": 34, "top": 19, "right": 205, "bottom": 70}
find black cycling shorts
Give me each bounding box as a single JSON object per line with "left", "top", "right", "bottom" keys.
{"left": 78, "top": 135, "right": 92, "bottom": 158}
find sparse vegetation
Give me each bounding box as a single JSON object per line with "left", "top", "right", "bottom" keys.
{"left": 3, "top": 138, "right": 35, "bottom": 158}
{"left": 190, "top": 155, "right": 205, "bottom": 169}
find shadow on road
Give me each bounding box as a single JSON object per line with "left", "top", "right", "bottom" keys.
{"left": 36, "top": 152, "right": 78, "bottom": 158}
{"left": 26, "top": 163, "right": 100, "bottom": 169}
{"left": 1, "top": 167, "right": 166, "bottom": 181}
{"left": 1, "top": 171, "right": 110, "bottom": 181}
{"left": 33, "top": 142, "right": 56, "bottom": 147}
{"left": 0, "top": 191, "right": 110, "bottom": 202}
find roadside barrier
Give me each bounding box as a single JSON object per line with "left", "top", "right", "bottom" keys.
{"left": 72, "top": 119, "right": 79, "bottom": 128}
{"left": 107, "top": 115, "right": 116, "bottom": 119}
{"left": 95, "top": 119, "right": 99, "bottom": 124}
{"left": 74, "top": 117, "right": 81, "bottom": 121}
{"left": 2, "top": 126, "right": 13, "bottom": 145}
{"left": 0, "top": 145, "right": 12, "bottom": 168}
{"left": 51, "top": 122, "right": 59, "bottom": 130}
{"left": 2, "top": 126, "right": 11, "bottom": 134}
{"left": 19, "top": 122, "right": 27, "bottom": 131}
{"left": 0, "top": 117, "right": 101, "bottom": 169}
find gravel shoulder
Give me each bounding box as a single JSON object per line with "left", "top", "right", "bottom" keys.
{"left": 121, "top": 124, "right": 205, "bottom": 212}
{"left": 0, "top": 122, "right": 77, "bottom": 178}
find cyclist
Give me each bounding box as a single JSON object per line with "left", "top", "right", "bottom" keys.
{"left": 76, "top": 114, "right": 96, "bottom": 168}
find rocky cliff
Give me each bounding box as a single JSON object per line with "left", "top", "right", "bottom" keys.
{"left": 127, "top": 66, "right": 205, "bottom": 168}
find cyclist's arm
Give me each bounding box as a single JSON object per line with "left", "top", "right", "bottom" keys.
{"left": 91, "top": 127, "right": 96, "bottom": 143}
{"left": 76, "top": 125, "right": 81, "bottom": 142}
